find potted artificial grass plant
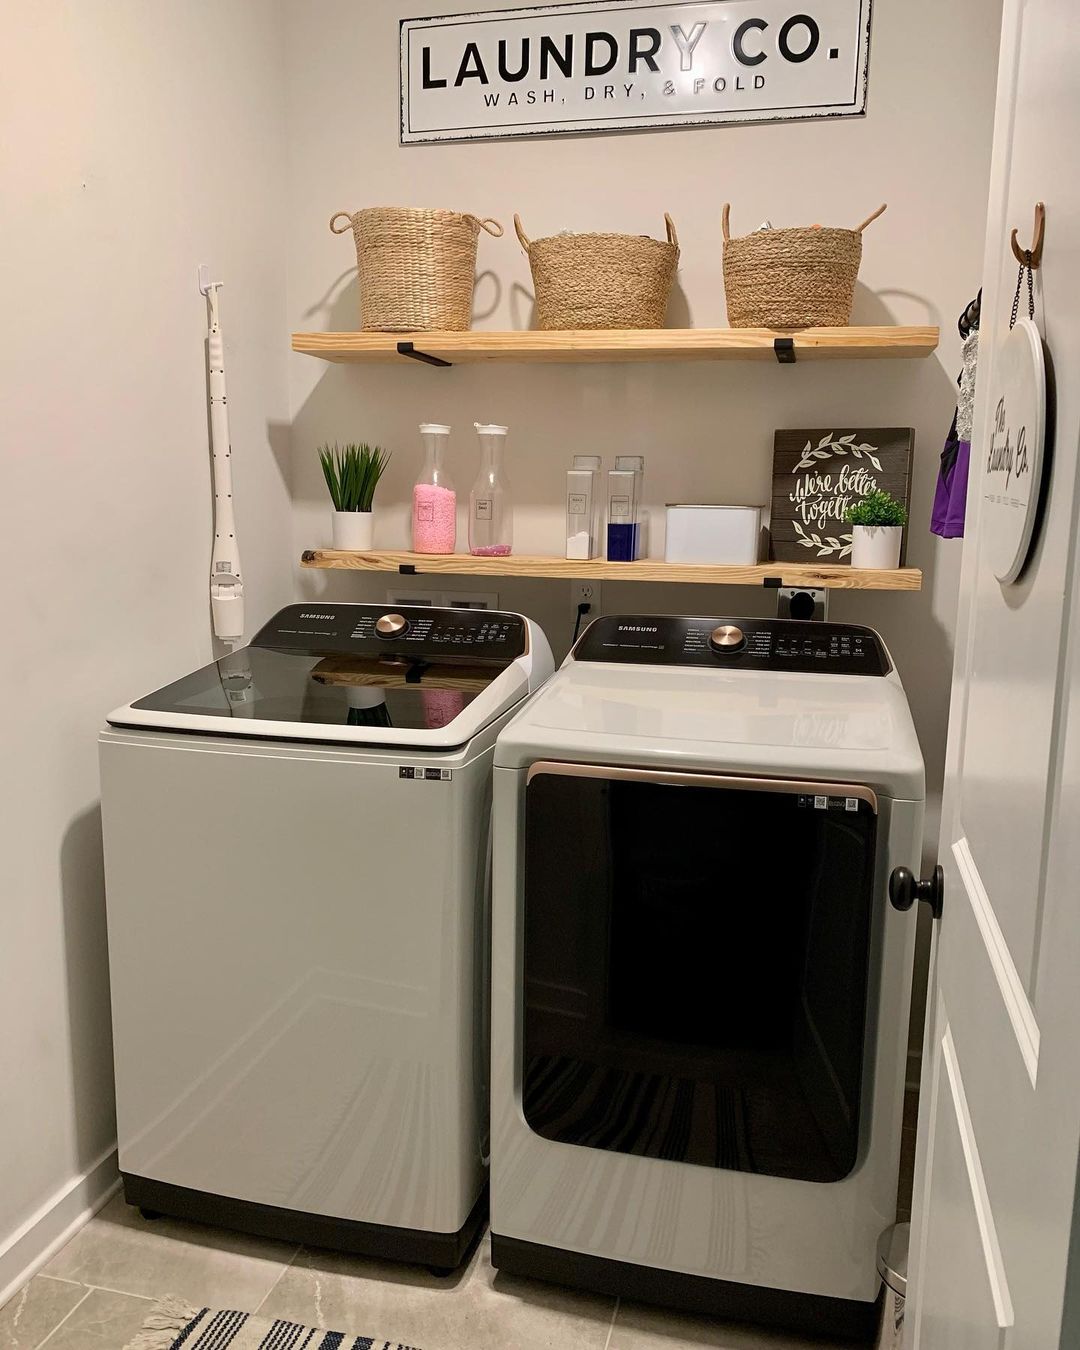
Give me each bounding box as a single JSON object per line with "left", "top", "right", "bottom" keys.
{"left": 844, "top": 489, "right": 908, "bottom": 569}
{"left": 320, "top": 442, "right": 391, "bottom": 550}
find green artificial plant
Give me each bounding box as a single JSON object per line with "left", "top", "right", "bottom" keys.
{"left": 319, "top": 442, "right": 391, "bottom": 513}
{"left": 844, "top": 489, "right": 908, "bottom": 528}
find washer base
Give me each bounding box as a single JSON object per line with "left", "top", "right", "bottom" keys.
{"left": 122, "top": 1174, "right": 486, "bottom": 1270}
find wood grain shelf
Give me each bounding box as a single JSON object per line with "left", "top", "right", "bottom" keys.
{"left": 292, "top": 326, "right": 939, "bottom": 367}
{"left": 300, "top": 550, "right": 922, "bottom": 592}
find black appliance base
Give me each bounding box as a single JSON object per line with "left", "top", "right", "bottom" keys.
{"left": 122, "top": 1173, "right": 486, "bottom": 1271}
{"left": 490, "top": 1233, "right": 877, "bottom": 1342}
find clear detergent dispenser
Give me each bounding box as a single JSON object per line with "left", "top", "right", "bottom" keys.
{"left": 412, "top": 423, "right": 456, "bottom": 554}
{"left": 469, "top": 422, "right": 513, "bottom": 556}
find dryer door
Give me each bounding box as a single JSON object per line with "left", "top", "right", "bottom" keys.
{"left": 521, "top": 763, "right": 878, "bottom": 1183}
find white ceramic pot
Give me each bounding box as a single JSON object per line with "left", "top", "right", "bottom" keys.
{"left": 850, "top": 524, "right": 902, "bottom": 569}
{"left": 331, "top": 510, "right": 374, "bottom": 551}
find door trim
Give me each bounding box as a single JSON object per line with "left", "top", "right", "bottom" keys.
{"left": 941, "top": 1024, "right": 1015, "bottom": 1331}
{"left": 953, "top": 834, "right": 1041, "bottom": 1086}
{"left": 525, "top": 761, "right": 879, "bottom": 813}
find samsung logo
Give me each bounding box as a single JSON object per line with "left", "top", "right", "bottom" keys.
{"left": 299, "top": 611, "right": 335, "bottom": 620}
{"left": 618, "top": 624, "right": 658, "bottom": 633}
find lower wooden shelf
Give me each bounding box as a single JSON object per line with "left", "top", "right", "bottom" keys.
{"left": 300, "top": 549, "right": 922, "bottom": 592}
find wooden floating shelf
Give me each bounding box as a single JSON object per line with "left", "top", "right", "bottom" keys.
{"left": 292, "top": 325, "right": 939, "bottom": 367}
{"left": 300, "top": 550, "right": 922, "bottom": 592}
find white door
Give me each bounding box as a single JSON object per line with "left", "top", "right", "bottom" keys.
{"left": 907, "top": 1, "right": 1080, "bottom": 1345}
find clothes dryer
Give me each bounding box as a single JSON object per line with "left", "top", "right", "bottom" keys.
{"left": 490, "top": 615, "right": 922, "bottom": 1335}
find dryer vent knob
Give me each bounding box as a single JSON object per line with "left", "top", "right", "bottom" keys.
{"left": 376, "top": 612, "right": 409, "bottom": 638}
{"left": 709, "top": 624, "right": 746, "bottom": 654}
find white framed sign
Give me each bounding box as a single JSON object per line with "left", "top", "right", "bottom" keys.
{"left": 401, "top": 0, "right": 872, "bottom": 144}
{"left": 983, "top": 318, "right": 1047, "bottom": 585}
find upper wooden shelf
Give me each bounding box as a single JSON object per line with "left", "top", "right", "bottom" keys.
{"left": 291, "top": 326, "right": 939, "bottom": 367}
{"left": 300, "top": 549, "right": 922, "bottom": 592}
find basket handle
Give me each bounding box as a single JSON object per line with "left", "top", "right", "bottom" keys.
{"left": 721, "top": 203, "right": 732, "bottom": 243}
{"left": 513, "top": 214, "right": 531, "bottom": 251}
{"left": 462, "top": 215, "right": 504, "bottom": 238}
{"left": 329, "top": 211, "right": 355, "bottom": 234}
{"left": 855, "top": 203, "right": 887, "bottom": 233}
{"left": 664, "top": 213, "right": 679, "bottom": 249}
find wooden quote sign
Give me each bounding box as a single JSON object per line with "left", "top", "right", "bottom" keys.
{"left": 771, "top": 427, "right": 914, "bottom": 563}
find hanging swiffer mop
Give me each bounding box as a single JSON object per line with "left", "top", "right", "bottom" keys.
{"left": 200, "top": 267, "right": 245, "bottom": 645}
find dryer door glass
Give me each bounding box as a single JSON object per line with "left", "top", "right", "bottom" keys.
{"left": 521, "top": 766, "right": 878, "bottom": 1183}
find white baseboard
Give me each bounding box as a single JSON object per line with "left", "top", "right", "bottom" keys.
{"left": 0, "top": 1146, "right": 120, "bottom": 1309}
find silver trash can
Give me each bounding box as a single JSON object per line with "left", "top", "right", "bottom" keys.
{"left": 875, "top": 1222, "right": 909, "bottom": 1349}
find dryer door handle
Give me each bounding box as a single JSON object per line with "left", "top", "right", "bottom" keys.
{"left": 889, "top": 865, "right": 944, "bottom": 920}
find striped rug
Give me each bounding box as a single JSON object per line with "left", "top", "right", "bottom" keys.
{"left": 124, "top": 1297, "right": 421, "bottom": 1350}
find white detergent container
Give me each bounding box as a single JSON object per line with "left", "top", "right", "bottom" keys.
{"left": 664, "top": 504, "right": 764, "bottom": 565}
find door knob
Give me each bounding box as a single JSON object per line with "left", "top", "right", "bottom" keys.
{"left": 889, "top": 865, "right": 944, "bottom": 920}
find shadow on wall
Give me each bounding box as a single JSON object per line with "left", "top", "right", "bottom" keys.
{"left": 60, "top": 805, "right": 117, "bottom": 1165}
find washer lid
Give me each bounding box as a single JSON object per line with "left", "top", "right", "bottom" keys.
{"left": 107, "top": 604, "right": 541, "bottom": 748}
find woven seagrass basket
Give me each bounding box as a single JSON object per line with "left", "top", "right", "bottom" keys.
{"left": 330, "top": 207, "right": 503, "bottom": 332}
{"left": 721, "top": 202, "right": 887, "bottom": 328}
{"left": 514, "top": 214, "right": 679, "bottom": 330}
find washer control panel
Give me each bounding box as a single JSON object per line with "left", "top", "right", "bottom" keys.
{"left": 574, "top": 615, "right": 890, "bottom": 676}
{"left": 252, "top": 604, "right": 526, "bottom": 660}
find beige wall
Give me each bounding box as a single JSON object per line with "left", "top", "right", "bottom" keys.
{"left": 0, "top": 0, "right": 292, "bottom": 1299}
{"left": 285, "top": 0, "right": 1002, "bottom": 851}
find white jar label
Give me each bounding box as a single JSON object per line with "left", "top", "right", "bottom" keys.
{"left": 475, "top": 498, "right": 493, "bottom": 519}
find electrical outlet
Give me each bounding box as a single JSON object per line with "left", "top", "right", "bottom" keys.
{"left": 569, "top": 579, "right": 601, "bottom": 638}
{"left": 441, "top": 590, "right": 500, "bottom": 610}
{"left": 385, "top": 587, "right": 439, "bottom": 608}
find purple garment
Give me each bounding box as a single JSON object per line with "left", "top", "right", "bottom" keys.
{"left": 931, "top": 329, "right": 979, "bottom": 539}
{"left": 931, "top": 431, "right": 970, "bottom": 538}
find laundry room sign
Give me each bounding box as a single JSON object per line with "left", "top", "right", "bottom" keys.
{"left": 400, "top": 0, "right": 872, "bottom": 143}
{"left": 770, "top": 427, "right": 913, "bottom": 563}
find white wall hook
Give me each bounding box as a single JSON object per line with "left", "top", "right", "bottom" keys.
{"left": 197, "top": 263, "right": 223, "bottom": 297}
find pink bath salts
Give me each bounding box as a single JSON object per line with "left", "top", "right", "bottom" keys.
{"left": 413, "top": 483, "right": 457, "bottom": 553}
{"left": 470, "top": 544, "right": 512, "bottom": 556}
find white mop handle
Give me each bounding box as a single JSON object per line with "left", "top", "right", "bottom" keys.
{"left": 205, "top": 284, "right": 245, "bottom": 643}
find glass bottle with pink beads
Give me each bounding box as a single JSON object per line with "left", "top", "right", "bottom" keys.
{"left": 412, "top": 423, "right": 457, "bottom": 554}
{"left": 469, "top": 422, "right": 513, "bottom": 556}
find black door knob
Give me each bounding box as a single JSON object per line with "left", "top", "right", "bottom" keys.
{"left": 889, "top": 865, "right": 944, "bottom": 919}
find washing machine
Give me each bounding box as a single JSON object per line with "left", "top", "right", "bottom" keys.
{"left": 489, "top": 614, "right": 923, "bottom": 1337}
{"left": 100, "top": 602, "right": 552, "bottom": 1268}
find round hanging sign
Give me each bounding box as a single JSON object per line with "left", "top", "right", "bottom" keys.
{"left": 983, "top": 317, "right": 1047, "bottom": 584}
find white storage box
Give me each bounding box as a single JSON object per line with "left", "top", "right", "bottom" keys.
{"left": 664, "top": 504, "right": 763, "bottom": 565}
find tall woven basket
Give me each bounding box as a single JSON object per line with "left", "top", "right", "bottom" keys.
{"left": 330, "top": 207, "right": 503, "bottom": 332}
{"left": 722, "top": 202, "right": 887, "bottom": 328}
{"left": 514, "top": 214, "right": 679, "bottom": 330}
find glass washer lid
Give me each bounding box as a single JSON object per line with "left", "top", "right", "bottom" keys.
{"left": 131, "top": 647, "right": 506, "bottom": 731}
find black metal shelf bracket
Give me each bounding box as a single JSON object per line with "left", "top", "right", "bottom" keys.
{"left": 397, "top": 341, "right": 452, "bottom": 368}
{"left": 774, "top": 337, "right": 796, "bottom": 364}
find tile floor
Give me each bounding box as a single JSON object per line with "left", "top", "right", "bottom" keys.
{"left": 0, "top": 1197, "right": 852, "bottom": 1350}
{"left": 3, "top": 1100, "right": 917, "bottom": 1350}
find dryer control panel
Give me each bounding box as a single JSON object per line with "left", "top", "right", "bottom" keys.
{"left": 252, "top": 604, "right": 526, "bottom": 661}
{"left": 573, "top": 615, "right": 890, "bottom": 676}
